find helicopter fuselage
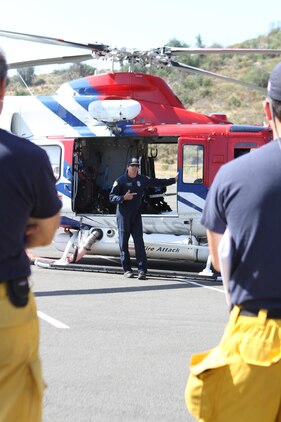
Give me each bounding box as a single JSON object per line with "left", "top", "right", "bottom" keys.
{"left": 0, "top": 71, "right": 273, "bottom": 264}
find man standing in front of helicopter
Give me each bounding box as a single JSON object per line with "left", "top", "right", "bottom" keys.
{"left": 0, "top": 50, "right": 61, "bottom": 422}
{"left": 110, "top": 158, "right": 177, "bottom": 280}
{"left": 185, "top": 62, "right": 281, "bottom": 421}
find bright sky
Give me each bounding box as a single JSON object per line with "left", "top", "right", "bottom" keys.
{"left": 1, "top": 0, "right": 280, "bottom": 72}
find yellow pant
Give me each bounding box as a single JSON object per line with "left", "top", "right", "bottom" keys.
{"left": 0, "top": 282, "right": 44, "bottom": 422}
{"left": 185, "top": 306, "right": 281, "bottom": 422}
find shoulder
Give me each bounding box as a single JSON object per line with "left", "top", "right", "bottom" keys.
{"left": 0, "top": 130, "right": 48, "bottom": 161}
{"left": 139, "top": 174, "right": 149, "bottom": 182}
{"left": 113, "top": 174, "right": 127, "bottom": 187}
{"left": 117, "top": 174, "right": 127, "bottom": 183}
{"left": 0, "top": 129, "right": 31, "bottom": 147}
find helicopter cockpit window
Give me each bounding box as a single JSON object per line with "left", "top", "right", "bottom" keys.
{"left": 40, "top": 145, "right": 61, "bottom": 181}
{"left": 183, "top": 144, "right": 204, "bottom": 184}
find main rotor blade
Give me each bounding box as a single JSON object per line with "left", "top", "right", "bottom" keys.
{"left": 168, "top": 47, "right": 281, "bottom": 55}
{"left": 8, "top": 54, "right": 94, "bottom": 69}
{"left": 0, "top": 29, "right": 109, "bottom": 53}
{"left": 170, "top": 60, "right": 266, "bottom": 93}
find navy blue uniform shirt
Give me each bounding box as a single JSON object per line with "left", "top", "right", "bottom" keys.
{"left": 201, "top": 140, "right": 281, "bottom": 309}
{"left": 0, "top": 129, "right": 61, "bottom": 281}
{"left": 109, "top": 172, "right": 176, "bottom": 216}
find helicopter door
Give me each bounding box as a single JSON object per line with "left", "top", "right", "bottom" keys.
{"left": 177, "top": 137, "right": 209, "bottom": 216}
{"left": 38, "top": 141, "right": 72, "bottom": 213}
{"left": 178, "top": 137, "right": 207, "bottom": 183}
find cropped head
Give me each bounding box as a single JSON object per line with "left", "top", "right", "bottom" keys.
{"left": 0, "top": 50, "right": 8, "bottom": 83}
{"left": 267, "top": 62, "right": 281, "bottom": 102}
{"left": 266, "top": 61, "right": 281, "bottom": 122}
{"left": 0, "top": 50, "right": 7, "bottom": 114}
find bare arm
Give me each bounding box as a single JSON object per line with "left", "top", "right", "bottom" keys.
{"left": 206, "top": 229, "right": 223, "bottom": 272}
{"left": 25, "top": 212, "right": 61, "bottom": 248}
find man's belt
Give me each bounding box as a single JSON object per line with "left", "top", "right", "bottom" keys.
{"left": 239, "top": 308, "right": 281, "bottom": 319}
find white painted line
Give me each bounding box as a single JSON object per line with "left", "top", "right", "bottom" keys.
{"left": 37, "top": 311, "right": 69, "bottom": 329}
{"left": 179, "top": 279, "right": 225, "bottom": 294}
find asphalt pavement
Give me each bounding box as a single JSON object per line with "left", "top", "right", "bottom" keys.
{"left": 29, "top": 241, "right": 229, "bottom": 422}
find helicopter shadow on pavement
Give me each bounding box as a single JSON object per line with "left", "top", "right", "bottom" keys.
{"left": 34, "top": 280, "right": 199, "bottom": 298}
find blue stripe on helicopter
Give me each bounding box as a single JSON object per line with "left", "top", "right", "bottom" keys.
{"left": 68, "top": 79, "right": 100, "bottom": 96}
{"left": 60, "top": 216, "right": 80, "bottom": 228}
{"left": 38, "top": 95, "right": 138, "bottom": 136}
{"left": 120, "top": 125, "right": 143, "bottom": 136}
{"left": 72, "top": 126, "right": 98, "bottom": 136}
{"left": 37, "top": 96, "right": 98, "bottom": 136}
{"left": 177, "top": 194, "right": 203, "bottom": 212}
{"left": 56, "top": 182, "right": 71, "bottom": 198}
{"left": 64, "top": 160, "right": 72, "bottom": 181}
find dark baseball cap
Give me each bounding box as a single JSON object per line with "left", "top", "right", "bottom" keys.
{"left": 128, "top": 157, "right": 139, "bottom": 166}
{"left": 267, "top": 62, "right": 281, "bottom": 101}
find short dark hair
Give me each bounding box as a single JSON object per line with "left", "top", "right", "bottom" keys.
{"left": 0, "top": 51, "right": 8, "bottom": 82}
{"left": 270, "top": 98, "right": 281, "bottom": 121}
{"left": 267, "top": 62, "right": 281, "bottom": 122}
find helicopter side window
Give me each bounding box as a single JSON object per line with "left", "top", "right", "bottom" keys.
{"left": 40, "top": 145, "right": 62, "bottom": 181}
{"left": 182, "top": 144, "right": 204, "bottom": 184}
{"left": 234, "top": 148, "right": 251, "bottom": 158}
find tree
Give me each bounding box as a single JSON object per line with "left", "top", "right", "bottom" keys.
{"left": 67, "top": 63, "right": 96, "bottom": 78}
{"left": 18, "top": 67, "right": 35, "bottom": 86}
{"left": 195, "top": 34, "right": 205, "bottom": 48}
{"left": 167, "top": 38, "right": 189, "bottom": 48}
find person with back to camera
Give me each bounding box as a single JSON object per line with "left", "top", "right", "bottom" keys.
{"left": 110, "top": 157, "right": 178, "bottom": 280}
{"left": 0, "top": 50, "right": 61, "bottom": 422}
{"left": 185, "top": 61, "right": 281, "bottom": 422}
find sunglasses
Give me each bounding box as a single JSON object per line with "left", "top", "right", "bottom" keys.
{"left": 130, "top": 164, "right": 139, "bottom": 167}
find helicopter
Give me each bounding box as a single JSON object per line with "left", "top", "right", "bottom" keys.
{"left": 0, "top": 29, "right": 279, "bottom": 268}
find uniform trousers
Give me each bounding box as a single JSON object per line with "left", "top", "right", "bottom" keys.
{"left": 0, "top": 282, "right": 44, "bottom": 422}
{"left": 117, "top": 211, "right": 147, "bottom": 273}
{"left": 185, "top": 306, "right": 281, "bottom": 422}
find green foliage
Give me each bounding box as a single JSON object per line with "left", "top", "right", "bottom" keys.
{"left": 18, "top": 67, "right": 35, "bottom": 86}
{"left": 228, "top": 95, "right": 241, "bottom": 108}
{"left": 33, "top": 77, "right": 46, "bottom": 86}
{"left": 59, "top": 63, "right": 97, "bottom": 80}
{"left": 155, "top": 144, "right": 177, "bottom": 163}
{"left": 14, "top": 88, "right": 29, "bottom": 96}
{"left": 245, "top": 66, "right": 269, "bottom": 88}
{"left": 167, "top": 38, "right": 189, "bottom": 48}
{"left": 195, "top": 34, "right": 205, "bottom": 48}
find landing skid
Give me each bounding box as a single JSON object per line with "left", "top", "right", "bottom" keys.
{"left": 34, "top": 258, "right": 221, "bottom": 282}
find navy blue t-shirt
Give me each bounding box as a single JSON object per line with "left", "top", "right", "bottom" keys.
{"left": 0, "top": 129, "right": 61, "bottom": 280}
{"left": 109, "top": 172, "right": 176, "bottom": 217}
{"left": 201, "top": 140, "right": 281, "bottom": 309}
